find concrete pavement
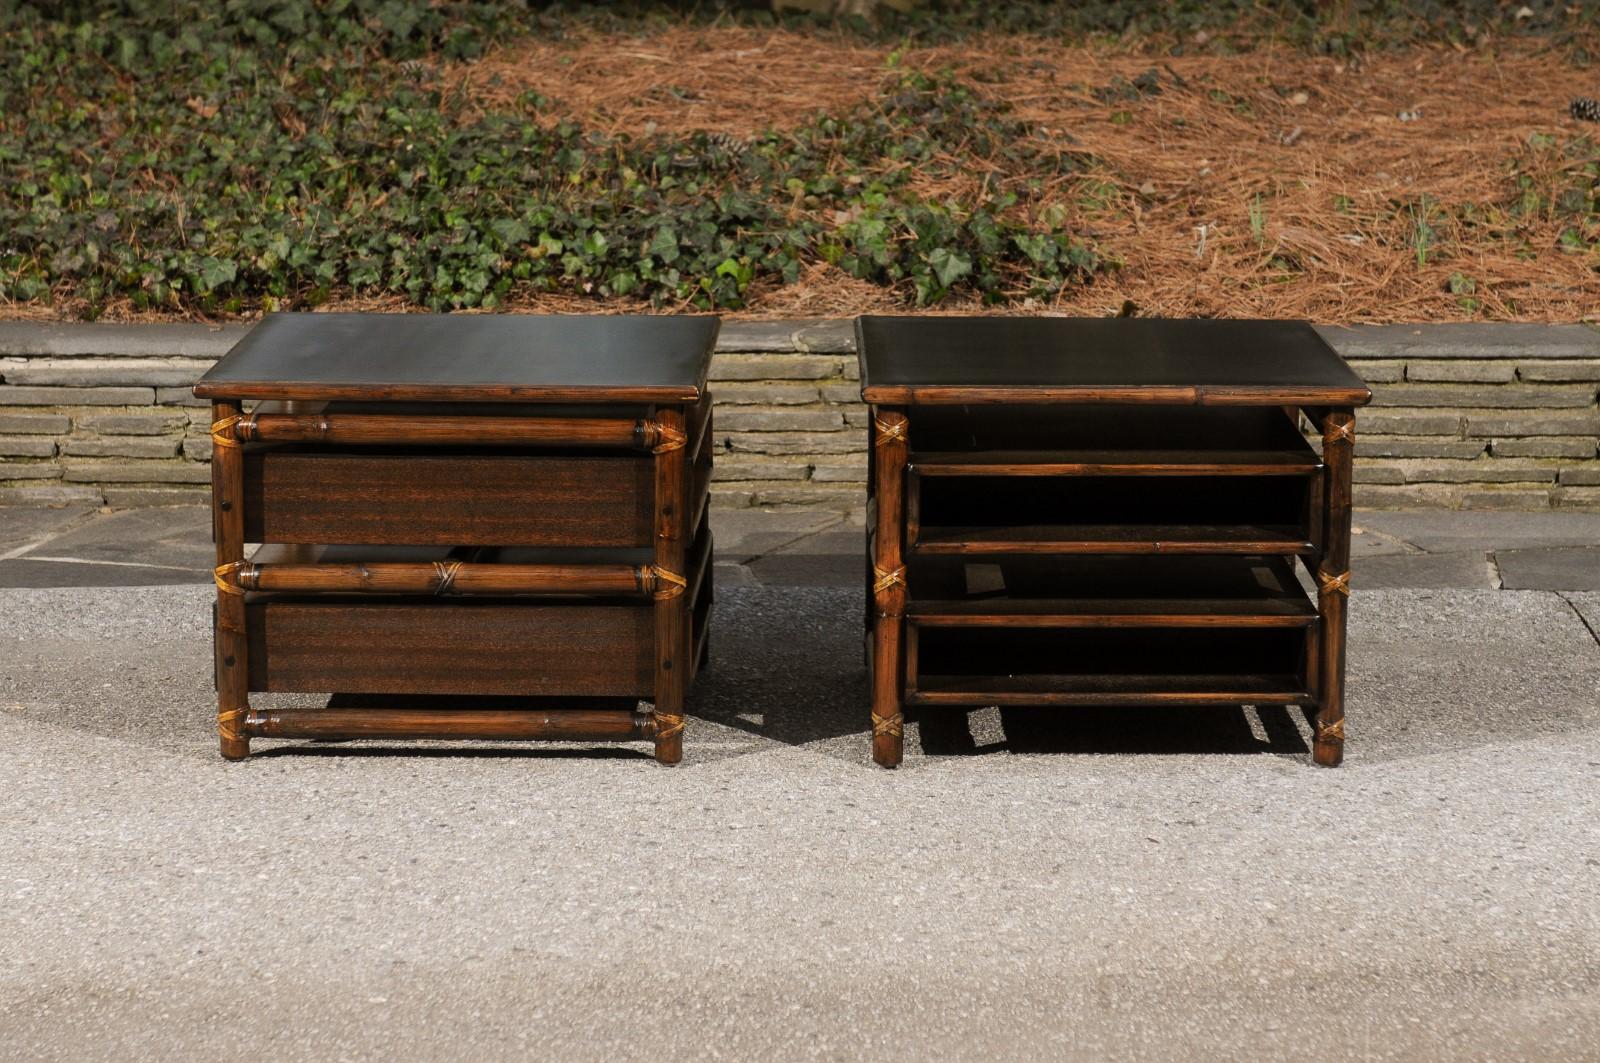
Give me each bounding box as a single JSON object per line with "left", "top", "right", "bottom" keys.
{"left": 1, "top": 504, "right": 1598, "bottom": 1060}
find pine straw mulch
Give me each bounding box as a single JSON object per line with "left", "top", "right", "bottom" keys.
{"left": 445, "top": 25, "right": 1600, "bottom": 324}
{"left": 10, "top": 27, "right": 1595, "bottom": 324}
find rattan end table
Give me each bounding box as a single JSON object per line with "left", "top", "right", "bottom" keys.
{"left": 857, "top": 316, "right": 1372, "bottom": 768}
{"left": 194, "top": 313, "right": 717, "bottom": 763}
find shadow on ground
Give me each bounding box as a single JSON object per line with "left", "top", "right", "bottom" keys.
{"left": 4, "top": 582, "right": 1595, "bottom": 768}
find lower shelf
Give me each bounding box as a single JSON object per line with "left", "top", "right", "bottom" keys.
{"left": 906, "top": 625, "right": 1315, "bottom": 708}
{"left": 907, "top": 674, "right": 1312, "bottom": 706}
{"left": 244, "top": 693, "right": 657, "bottom": 742}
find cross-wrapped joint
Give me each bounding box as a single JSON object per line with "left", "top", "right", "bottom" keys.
{"left": 653, "top": 567, "right": 687, "bottom": 600}
{"left": 1324, "top": 419, "right": 1355, "bottom": 446}
{"left": 213, "top": 561, "right": 250, "bottom": 595}
{"left": 218, "top": 707, "right": 246, "bottom": 743}
{"left": 650, "top": 423, "right": 687, "bottom": 454}
{"left": 871, "top": 712, "right": 904, "bottom": 738}
{"left": 873, "top": 415, "right": 907, "bottom": 446}
{"left": 210, "top": 415, "right": 243, "bottom": 449}
{"left": 872, "top": 564, "right": 906, "bottom": 595}
{"left": 432, "top": 559, "right": 463, "bottom": 596}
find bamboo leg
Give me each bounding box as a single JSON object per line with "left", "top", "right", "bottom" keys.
{"left": 1314, "top": 408, "right": 1355, "bottom": 767}
{"left": 870, "top": 406, "right": 909, "bottom": 768}
{"left": 652, "top": 404, "right": 688, "bottom": 765}
{"left": 211, "top": 400, "right": 250, "bottom": 760}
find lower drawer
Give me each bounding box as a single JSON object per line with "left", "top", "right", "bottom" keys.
{"left": 245, "top": 597, "right": 654, "bottom": 697}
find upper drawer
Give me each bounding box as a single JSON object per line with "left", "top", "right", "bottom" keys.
{"left": 243, "top": 448, "right": 654, "bottom": 547}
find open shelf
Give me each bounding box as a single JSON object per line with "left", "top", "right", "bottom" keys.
{"left": 910, "top": 474, "right": 1315, "bottom": 556}
{"left": 906, "top": 555, "right": 1315, "bottom": 625}
{"left": 910, "top": 405, "right": 1319, "bottom": 476}
{"left": 906, "top": 625, "right": 1314, "bottom": 707}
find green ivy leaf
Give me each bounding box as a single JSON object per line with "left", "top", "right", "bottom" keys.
{"left": 649, "top": 226, "right": 680, "bottom": 264}
{"left": 927, "top": 247, "right": 971, "bottom": 288}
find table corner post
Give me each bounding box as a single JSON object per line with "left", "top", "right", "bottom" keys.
{"left": 1314, "top": 406, "right": 1355, "bottom": 767}
{"left": 210, "top": 399, "right": 251, "bottom": 761}
{"left": 870, "top": 405, "right": 909, "bottom": 768}
{"left": 651, "top": 403, "right": 689, "bottom": 765}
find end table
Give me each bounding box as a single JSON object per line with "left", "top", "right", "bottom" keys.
{"left": 857, "top": 316, "right": 1372, "bottom": 768}
{"left": 194, "top": 313, "right": 717, "bottom": 763}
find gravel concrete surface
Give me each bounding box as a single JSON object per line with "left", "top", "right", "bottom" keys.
{"left": 3, "top": 581, "right": 1599, "bottom": 1062}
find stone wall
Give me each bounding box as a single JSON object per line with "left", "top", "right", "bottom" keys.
{"left": 0, "top": 319, "right": 1596, "bottom": 511}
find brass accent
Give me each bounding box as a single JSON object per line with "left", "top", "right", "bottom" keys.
{"left": 210, "top": 415, "right": 243, "bottom": 449}
{"left": 1316, "top": 718, "right": 1346, "bottom": 743}
{"left": 872, "top": 564, "right": 906, "bottom": 595}
{"left": 871, "top": 712, "right": 904, "bottom": 738}
{"left": 1317, "top": 568, "right": 1351, "bottom": 597}
{"left": 233, "top": 411, "right": 263, "bottom": 442}
{"left": 873, "top": 415, "right": 907, "bottom": 445}
{"left": 213, "top": 561, "right": 248, "bottom": 595}
{"left": 1324, "top": 419, "right": 1355, "bottom": 445}
{"left": 654, "top": 712, "right": 685, "bottom": 740}
{"left": 432, "top": 559, "right": 463, "bottom": 596}
{"left": 653, "top": 567, "right": 687, "bottom": 600}
{"left": 652, "top": 423, "right": 687, "bottom": 454}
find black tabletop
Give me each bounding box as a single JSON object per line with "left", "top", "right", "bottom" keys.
{"left": 195, "top": 313, "right": 720, "bottom": 403}
{"left": 856, "top": 316, "right": 1371, "bottom": 405}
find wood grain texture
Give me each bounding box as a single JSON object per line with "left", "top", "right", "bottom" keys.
{"left": 245, "top": 706, "right": 655, "bottom": 741}
{"left": 652, "top": 403, "right": 689, "bottom": 765}
{"left": 911, "top": 525, "right": 1315, "bottom": 556}
{"left": 243, "top": 449, "right": 653, "bottom": 547}
{"left": 232, "top": 560, "right": 648, "bottom": 596}
{"left": 238, "top": 411, "right": 649, "bottom": 449}
{"left": 212, "top": 399, "right": 250, "bottom": 760}
{"left": 245, "top": 598, "right": 654, "bottom": 697}
{"left": 870, "top": 406, "right": 910, "bottom": 767}
{"left": 1314, "top": 406, "right": 1356, "bottom": 767}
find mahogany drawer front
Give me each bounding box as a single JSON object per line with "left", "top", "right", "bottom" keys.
{"left": 245, "top": 597, "right": 654, "bottom": 697}
{"left": 243, "top": 448, "right": 654, "bottom": 547}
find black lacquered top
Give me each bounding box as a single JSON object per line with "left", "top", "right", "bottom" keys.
{"left": 856, "top": 316, "right": 1371, "bottom": 405}
{"left": 195, "top": 313, "right": 720, "bottom": 403}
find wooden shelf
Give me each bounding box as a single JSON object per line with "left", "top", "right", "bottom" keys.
{"left": 912, "top": 524, "right": 1314, "bottom": 556}
{"left": 911, "top": 469, "right": 1316, "bottom": 556}
{"left": 907, "top": 624, "right": 1313, "bottom": 708}
{"left": 910, "top": 405, "right": 1319, "bottom": 477}
{"left": 908, "top": 674, "right": 1311, "bottom": 706}
{"left": 906, "top": 555, "right": 1315, "bottom": 625}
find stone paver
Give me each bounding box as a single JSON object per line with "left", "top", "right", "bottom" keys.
{"left": 0, "top": 504, "right": 94, "bottom": 553}
{"left": 1496, "top": 546, "right": 1600, "bottom": 591}
{"left": 1352, "top": 510, "right": 1600, "bottom": 554}
{"left": 0, "top": 505, "right": 212, "bottom": 587}
{"left": 1356, "top": 550, "right": 1496, "bottom": 590}
{"left": 707, "top": 506, "right": 851, "bottom": 563}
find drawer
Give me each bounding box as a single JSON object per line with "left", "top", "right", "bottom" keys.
{"left": 245, "top": 597, "right": 654, "bottom": 697}
{"left": 244, "top": 448, "right": 654, "bottom": 547}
